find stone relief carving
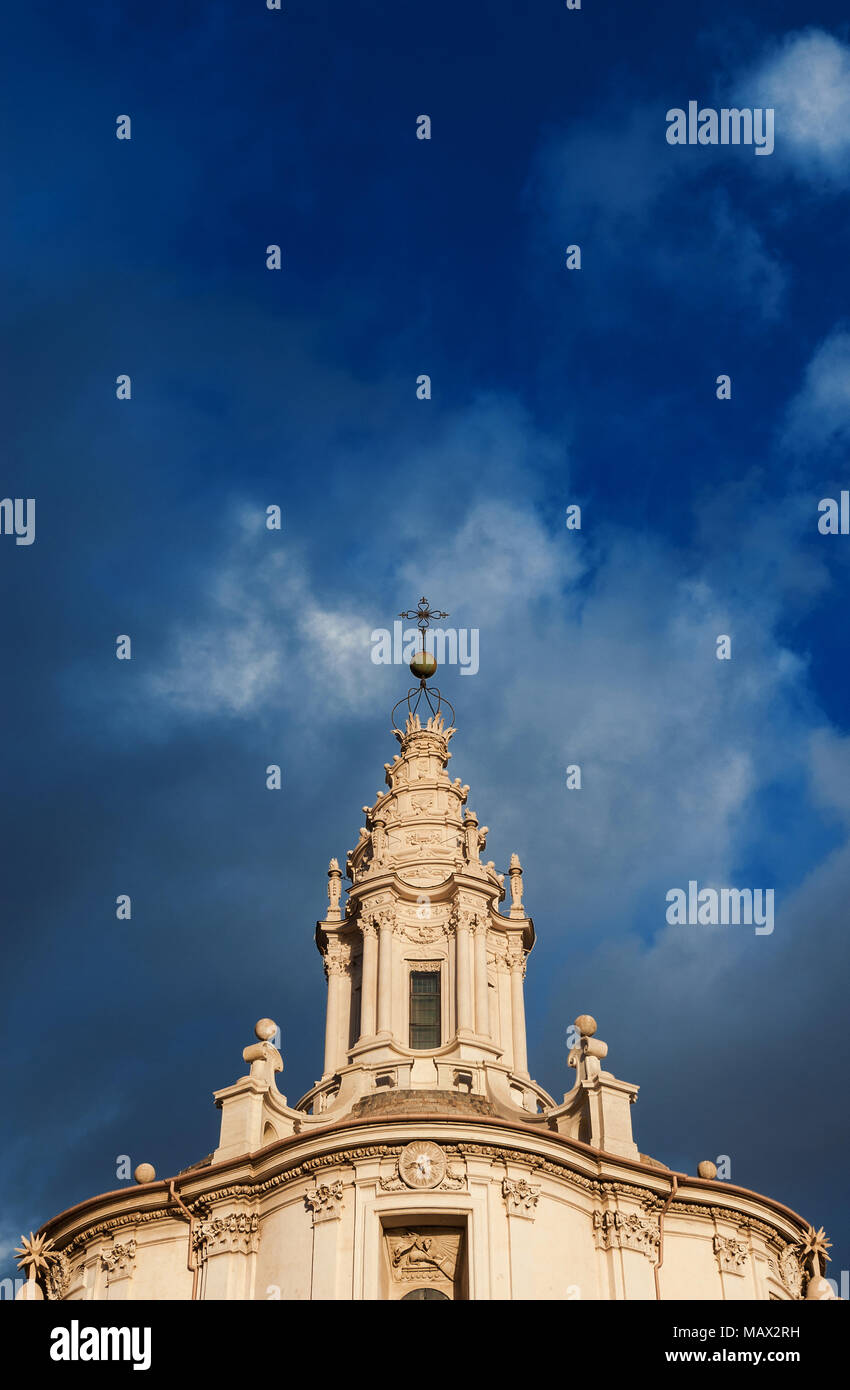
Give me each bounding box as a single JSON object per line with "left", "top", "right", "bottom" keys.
{"left": 323, "top": 939, "right": 352, "bottom": 978}
{"left": 305, "top": 1180, "right": 344, "bottom": 1222}
{"left": 502, "top": 1177, "right": 541, "bottom": 1216}
{"left": 60, "top": 1140, "right": 809, "bottom": 1289}
{"left": 386, "top": 1229, "right": 461, "bottom": 1287}
{"left": 192, "top": 1213, "right": 259, "bottom": 1262}
{"left": 100, "top": 1239, "right": 137, "bottom": 1276}
{"left": 405, "top": 831, "right": 442, "bottom": 849}
{"left": 770, "top": 1244, "right": 804, "bottom": 1298}
{"left": 397, "top": 913, "right": 447, "bottom": 944}
{"left": 399, "top": 1141, "right": 447, "bottom": 1190}
{"left": 593, "top": 1210, "right": 661, "bottom": 1262}
{"left": 506, "top": 949, "right": 527, "bottom": 977}
{"left": 714, "top": 1233, "right": 749, "bottom": 1274}
{"left": 379, "top": 1144, "right": 466, "bottom": 1194}
{"left": 44, "top": 1250, "right": 71, "bottom": 1300}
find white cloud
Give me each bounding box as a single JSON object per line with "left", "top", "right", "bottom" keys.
{"left": 782, "top": 327, "right": 850, "bottom": 454}
{"left": 116, "top": 384, "right": 838, "bottom": 948}
{"left": 531, "top": 106, "right": 787, "bottom": 321}
{"left": 743, "top": 29, "right": 850, "bottom": 184}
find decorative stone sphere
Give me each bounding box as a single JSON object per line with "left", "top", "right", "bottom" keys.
{"left": 255, "top": 1018, "right": 278, "bottom": 1042}
{"left": 697, "top": 1161, "right": 718, "bottom": 1180}
{"left": 575, "top": 1014, "right": 597, "bottom": 1037}
{"left": 409, "top": 651, "right": 438, "bottom": 680}
{"left": 133, "top": 1163, "right": 156, "bottom": 1185}
{"left": 806, "top": 1275, "right": 835, "bottom": 1300}
{"left": 16, "top": 1279, "right": 44, "bottom": 1300}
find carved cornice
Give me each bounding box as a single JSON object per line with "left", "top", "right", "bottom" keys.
{"left": 49, "top": 1143, "right": 806, "bottom": 1270}
{"left": 62, "top": 1202, "right": 208, "bottom": 1258}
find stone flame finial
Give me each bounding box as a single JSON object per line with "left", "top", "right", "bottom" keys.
{"left": 509, "top": 853, "right": 525, "bottom": 917}
{"left": 327, "top": 859, "right": 343, "bottom": 920}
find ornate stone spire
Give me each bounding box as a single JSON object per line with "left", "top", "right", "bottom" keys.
{"left": 306, "top": 704, "right": 548, "bottom": 1121}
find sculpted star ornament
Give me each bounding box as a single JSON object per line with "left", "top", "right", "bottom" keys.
{"left": 399, "top": 1141, "right": 447, "bottom": 1190}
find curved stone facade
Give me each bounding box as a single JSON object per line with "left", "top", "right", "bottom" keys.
{"left": 39, "top": 1111, "right": 812, "bottom": 1301}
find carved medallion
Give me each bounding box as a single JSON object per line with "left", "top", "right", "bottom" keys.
{"left": 399, "top": 1141, "right": 447, "bottom": 1189}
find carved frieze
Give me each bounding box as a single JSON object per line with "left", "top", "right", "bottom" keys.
{"left": 54, "top": 1140, "right": 809, "bottom": 1289}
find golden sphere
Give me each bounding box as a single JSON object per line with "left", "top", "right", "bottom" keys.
{"left": 574, "top": 1014, "right": 597, "bottom": 1037}
{"left": 409, "top": 651, "right": 438, "bottom": 680}
{"left": 697, "top": 1161, "right": 718, "bottom": 1181}
{"left": 255, "top": 1018, "right": 277, "bottom": 1041}
{"left": 134, "top": 1163, "right": 156, "bottom": 1185}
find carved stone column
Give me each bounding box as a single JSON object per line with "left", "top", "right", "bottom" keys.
{"left": 307, "top": 1181, "right": 345, "bottom": 1300}
{"left": 508, "top": 949, "right": 529, "bottom": 1075}
{"left": 456, "top": 914, "right": 474, "bottom": 1034}
{"left": 360, "top": 920, "right": 378, "bottom": 1039}
{"left": 194, "top": 1208, "right": 260, "bottom": 1300}
{"left": 473, "top": 916, "right": 489, "bottom": 1036}
{"left": 377, "top": 913, "right": 394, "bottom": 1035}
{"left": 323, "top": 949, "right": 347, "bottom": 1075}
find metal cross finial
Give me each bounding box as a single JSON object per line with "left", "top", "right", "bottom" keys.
{"left": 398, "top": 596, "right": 449, "bottom": 640}
{"left": 390, "top": 596, "right": 456, "bottom": 730}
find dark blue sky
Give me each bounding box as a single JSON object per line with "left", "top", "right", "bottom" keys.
{"left": 3, "top": 1, "right": 850, "bottom": 1291}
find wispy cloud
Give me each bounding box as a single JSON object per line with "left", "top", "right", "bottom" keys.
{"left": 742, "top": 29, "right": 850, "bottom": 186}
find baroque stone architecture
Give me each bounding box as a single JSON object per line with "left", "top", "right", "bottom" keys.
{"left": 23, "top": 707, "right": 836, "bottom": 1300}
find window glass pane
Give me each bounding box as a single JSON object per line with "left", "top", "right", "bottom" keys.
{"left": 409, "top": 971, "right": 441, "bottom": 1048}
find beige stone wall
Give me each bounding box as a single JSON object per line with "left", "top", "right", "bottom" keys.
{"left": 41, "top": 1120, "right": 810, "bottom": 1302}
